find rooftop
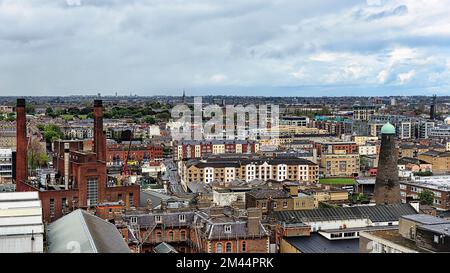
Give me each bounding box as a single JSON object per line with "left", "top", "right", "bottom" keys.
{"left": 273, "top": 203, "right": 417, "bottom": 223}
{"left": 153, "top": 242, "right": 178, "bottom": 253}
{"left": 381, "top": 122, "right": 396, "bottom": 134}
{"left": 401, "top": 214, "right": 450, "bottom": 225}
{"left": 47, "top": 209, "right": 130, "bottom": 253}
{"left": 402, "top": 176, "right": 450, "bottom": 192}
{"left": 363, "top": 229, "right": 425, "bottom": 252}
{"left": 419, "top": 223, "right": 450, "bottom": 236}
{"left": 286, "top": 233, "right": 359, "bottom": 253}
{"left": 246, "top": 188, "right": 291, "bottom": 199}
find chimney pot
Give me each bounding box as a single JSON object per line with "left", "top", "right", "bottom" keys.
{"left": 94, "top": 99, "right": 102, "bottom": 107}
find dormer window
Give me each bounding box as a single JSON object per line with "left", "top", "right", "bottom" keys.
{"left": 179, "top": 214, "right": 186, "bottom": 223}
{"left": 155, "top": 215, "right": 162, "bottom": 223}
{"left": 130, "top": 216, "right": 138, "bottom": 224}
{"left": 224, "top": 225, "right": 232, "bottom": 233}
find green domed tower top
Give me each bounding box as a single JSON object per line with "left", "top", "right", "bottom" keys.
{"left": 381, "top": 122, "right": 395, "bottom": 134}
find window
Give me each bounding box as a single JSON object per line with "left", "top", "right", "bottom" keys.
{"left": 155, "top": 215, "right": 162, "bottom": 223}
{"left": 61, "top": 198, "right": 67, "bottom": 213}
{"left": 49, "top": 199, "right": 55, "bottom": 219}
{"left": 216, "top": 243, "right": 223, "bottom": 253}
{"left": 273, "top": 202, "right": 277, "bottom": 209}
{"left": 434, "top": 235, "right": 440, "bottom": 244}
{"left": 224, "top": 225, "right": 232, "bottom": 233}
{"left": 156, "top": 231, "right": 162, "bottom": 242}
{"left": 180, "top": 230, "right": 186, "bottom": 240}
{"left": 129, "top": 193, "right": 134, "bottom": 207}
{"left": 283, "top": 201, "right": 288, "bottom": 208}
{"left": 179, "top": 214, "right": 186, "bottom": 223}
{"left": 87, "top": 178, "right": 98, "bottom": 206}
{"left": 168, "top": 231, "right": 174, "bottom": 241}
{"left": 241, "top": 241, "right": 247, "bottom": 253}
{"left": 225, "top": 242, "right": 232, "bottom": 253}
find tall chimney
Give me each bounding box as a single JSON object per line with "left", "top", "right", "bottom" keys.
{"left": 15, "top": 98, "right": 27, "bottom": 191}
{"left": 93, "top": 100, "right": 106, "bottom": 161}
{"left": 64, "top": 143, "right": 70, "bottom": 190}
{"left": 247, "top": 208, "right": 262, "bottom": 235}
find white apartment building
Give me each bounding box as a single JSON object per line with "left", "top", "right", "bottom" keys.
{"left": 0, "top": 149, "right": 12, "bottom": 184}
{"left": 183, "top": 157, "right": 318, "bottom": 184}
{"left": 358, "top": 144, "right": 378, "bottom": 156}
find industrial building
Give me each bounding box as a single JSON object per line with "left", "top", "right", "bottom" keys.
{"left": 0, "top": 191, "right": 44, "bottom": 253}
{"left": 15, "top": 99, "right": 140, "bottom": 223}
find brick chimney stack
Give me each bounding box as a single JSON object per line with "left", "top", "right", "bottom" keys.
{"left": 247, "top": 208, "right": 262, "bottom": 235}
{"left": 15, "top": 98, "right": 27, "bottom": 191}
{"left": 93, "top": 100, "right": 106, "bottom": 161}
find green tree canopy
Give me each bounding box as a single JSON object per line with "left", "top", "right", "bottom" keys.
{"left": 418, "top": 189, "right": 434, "bottom": 205}
{"left": 42, "top": 124, "right": 62, "bottom": 143}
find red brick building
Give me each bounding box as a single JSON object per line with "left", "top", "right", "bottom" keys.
{"left": 15, "top": 99, "right": 140, "bottom": 223}
{"left": 313, "top": 140, "right": 358, "bottom": 156}
{"left": 174, "top": 140, "right": 259, "bottom": 160}
{"left": 120, "top": 206, "right": 270, "bottom": 253}
{"left": 107, "top": 143, "right": 163, "bottom": 166}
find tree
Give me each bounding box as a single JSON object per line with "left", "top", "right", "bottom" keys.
{"left": 156, "top": 112, "right": 170, "bottom": 120}
{"left": 414, "top": 171, "right": 433, "bottom": 177}
{"left": 418, "top": 189, "right": 434, "bottom": 205}
{"left": 28, "top": 138, "right": 48, "bottom": 171}
{"left": 43, "top": 124, "right": 62, "bottom": 143}
{"left": 46, "top": 107, "right": 55, "bottom": 117}
{"left": 352, "top": 193, "right": 369, "bottom": 204}
{"left": 144, "top": 115, "right": 155, "bottom": 125}
{"left": 6, "top": 112, "right": 15, "bottom": 121}
{"left": 26, "top": 104, "right": 35, "bottom": 115}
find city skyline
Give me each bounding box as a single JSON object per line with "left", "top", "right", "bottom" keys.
{"left": 1, "top": 0, "right": 450, "bottom": 96}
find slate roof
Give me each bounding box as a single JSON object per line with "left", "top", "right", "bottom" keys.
{"left": 401, "top": 214, "right": 450, "bottom": 225}
{"left": 273, "top": 204, "right": 417, "bottom": 223}
{"left": 194, "top": 211, "right": 268, "bottom": 240}
{"left": 140, "top": 190, "right": 189, "bottom": 208}
{"left": 421, "top": 150, "right": 450, "bottom": 157}
{"left": 286, "top": 233, "right": 359, "bottom": 253}
{"left": 418, "top": 223, "right": 450, "bottom": 236}
{"left": 187, "top": 156, "right": 316, "bottom": 168}
{"left": 123, "top": 211, "right": 196, "bottom": 228}
{"left": 246, "top": 188, "right": 291, "bottom": 199}
{"left": 123, "top": 208, "right": 269, "bottom": 240}
{"left": 398, "top": 157, "right": 429, "bottom": 165}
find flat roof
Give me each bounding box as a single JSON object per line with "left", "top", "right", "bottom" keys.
{"left": 419, "top": 223, "right": 450, "bottom": 236}
{"left": 401, "top": 214, "right": 450, "bottom": 225}
{"left": 363, "top": 229, "right": 425, "bottom": 252}
{"left": 402, "top": 179, "right": 450, "bottom": 192}
{"left": 286, "top": 233, "right": 359, "bottom": 253}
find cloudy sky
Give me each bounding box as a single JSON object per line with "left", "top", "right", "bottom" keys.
{"left": 0, "top": 0, "right": 450, "bottom": 97}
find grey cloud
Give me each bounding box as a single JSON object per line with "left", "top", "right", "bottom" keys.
{"left": 0, "top": 0, "right": 448, "bottom": 96}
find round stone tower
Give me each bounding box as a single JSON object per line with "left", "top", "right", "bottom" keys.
{"left": 374, "top": 122, "right": 401, "bottom": 205}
